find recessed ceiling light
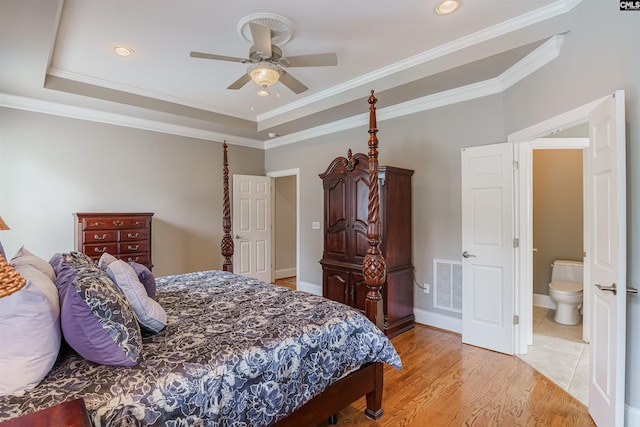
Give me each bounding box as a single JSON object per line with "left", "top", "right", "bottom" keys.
{"left": 113, "top": 45, "right": 134, "bottom": 57}
{"left": 435, "top": 0, "right": 461, "bottom": 15}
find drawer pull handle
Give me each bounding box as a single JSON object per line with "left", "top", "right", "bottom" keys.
{"left": 94, "top": 247, "right": 108, "bottom": 253}
{"left": 127, "top": 232, "right": 139, "bottom": 239}
{"left": 134, "top": 221, "right": 143, "bottom": 225}
{"left": 94, "top": 234, "right": 108, "bottom": 240}
{"left": 128, "top": 245, "right": 140, "bottom": 251}
{"left": 113, "top": 220, "right": 124, "bottom": 226}
{"left": 91, "top": 221, "right": 105, "bottom": 227}
{"left": 127, "top": 257, "right": 139, "bottom": 262}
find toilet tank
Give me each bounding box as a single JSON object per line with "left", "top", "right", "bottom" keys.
{"left": 551, "top": 260, "right": 583, "bottom": 283}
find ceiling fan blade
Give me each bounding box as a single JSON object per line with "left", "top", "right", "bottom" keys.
{"left": 190, "top": 51, "right": 248, "bottom": 63}
{"left": 249, "top": 22, "right": 272, "bottom": 59}
{"left": 227, "top": 73, "right": 252, "bottom": 90}
{"left": 279, "top": 70, "right": 308, "bottom": 94}
{"left": 284, "top": 53, "right": 338, "bottom": 67}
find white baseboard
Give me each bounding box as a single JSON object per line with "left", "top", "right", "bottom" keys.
{"left": 413, "top": 307, "right": 462, "bottom": 334}
{"left": 627, "top": 404, "right": 640, "bottom": 427}
{"left": 533, "top": 293, "right": 556, "bottom": 309}
{"left": 296, "top": 285, "right": 463, "bottom": 336}
{"left": 297, "top": 280, "right": 321, "bottom": 296}
{"left": 275, "top": 268, "right": 296, "bottom": 280}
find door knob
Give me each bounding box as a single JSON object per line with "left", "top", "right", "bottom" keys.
{"left": 628, "top": 286, "right": 638, "bottom": 294}
{"left": 235, "top": 235, "right": 241, "bottom": 239}
{"left": 595, "top": 283, "right": 617, "bottom": 295}
{"left": 462, "top": 251, "right": 476, "bottom": 258}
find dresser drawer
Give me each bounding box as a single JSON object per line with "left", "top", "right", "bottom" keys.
{"left": 83, "top": 230, "right": 117, "bottom": 243}
{"left": 119, "top": 241, "right": 148, "bottom": 254}
{"left": 120, "top": 253, "right": 149, "bottom": 265}
{"left": 84, "top": 243, "right": 118, "bottom": 256}
{"left": 118, "top": 229, "right": 148, "bottom": 242}
{"left": 83, "top": 216, "right": 149, "bottom": 230}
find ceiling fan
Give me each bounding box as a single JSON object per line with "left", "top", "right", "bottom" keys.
{"left": 190, "top": 18, "right": 337, "bottom": 95}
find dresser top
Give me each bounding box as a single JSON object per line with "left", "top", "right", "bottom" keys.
{"left": 74, "top": 212, "right": 154, "bottom": 218}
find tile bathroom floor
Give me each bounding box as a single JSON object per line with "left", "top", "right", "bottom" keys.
{"left": 517, "top": 306, "right": 589, "bottom": 406}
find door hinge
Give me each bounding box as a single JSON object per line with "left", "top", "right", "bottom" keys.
{"left": 513, "top": 161, "right": 519, "bottom": 171}
{"left": 513, "top": 238, "right": 519, "bottom": 248}
{"left": 513, "top": 315, "right": 520, "bottom": 325}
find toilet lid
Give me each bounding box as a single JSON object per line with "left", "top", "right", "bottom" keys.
{"left": 549, "top": 281, "right": 583, "bottom": 293}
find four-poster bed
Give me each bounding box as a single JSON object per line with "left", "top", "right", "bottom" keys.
{"left": 219, "top": 91, "right": 390, "bottom": 425}
{"left": 0, "top": 91, "right": 398, "bottom": 426}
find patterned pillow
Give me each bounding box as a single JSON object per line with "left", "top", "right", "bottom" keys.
{"left": 50, "top": 252, "right": 142, "bottom": 366}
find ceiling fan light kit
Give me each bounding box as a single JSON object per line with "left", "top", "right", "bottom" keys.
{"left": 248, "top": 62, "right": 281, "bottom": 88}
{"left": 189, "top": 13, "right": 337, "bottom": 96}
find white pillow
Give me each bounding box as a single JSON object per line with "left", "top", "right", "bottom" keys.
{"left": 106, "top": 260, "right": 167, "bottom": 333}
{"left": 0, "top": 263, "right": 61, "bottom": 396}
{"left": 10, "top": 246, "right": 56, "bottom": 282}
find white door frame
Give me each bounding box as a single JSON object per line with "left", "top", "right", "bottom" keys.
{"left": 509, "top": 96, "right": 606, "bottom": 355}
{"left": 523, "top": 137, "right": 590, "bottom": 344}
{"left": 267, "top": 168, "right": 300, "bottom": 288}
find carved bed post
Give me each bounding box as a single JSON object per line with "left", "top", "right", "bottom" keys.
{"left": 363, "top": 90, "right": 386, "bottom": 331}
{"left": 221, "top": 142, "right": 234, "bottom": 272}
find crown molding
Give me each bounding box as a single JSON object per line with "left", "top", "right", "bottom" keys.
{"left": 0, "top": 93, "right": 264, "bottom": 149}
{"left": 258, "top": 0, "right": 582, "bottom": 126}
{"left": 46, "top": 67, "right": 256, "bottom": 122}
{"left": 264, "top": 34, "right": 564, "bottom": 149}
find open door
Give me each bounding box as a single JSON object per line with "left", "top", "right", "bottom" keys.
{"left": 587, "top": 91, "right": 627, "bottom": 427}
{"left": 461, "top": 142, "right": 514, "bottom": 354}
{"left": 232, "top": 174, "right": 272, "bottom": 283}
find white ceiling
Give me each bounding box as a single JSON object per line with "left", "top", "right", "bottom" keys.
{"left": 0, "top": 0, "right": 582, "bottom": 148}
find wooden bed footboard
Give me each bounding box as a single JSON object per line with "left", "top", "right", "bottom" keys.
{"left": 272, "top": 362, "right": 384, "bottom": 426}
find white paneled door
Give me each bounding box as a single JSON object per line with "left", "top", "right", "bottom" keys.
{"left": 461, "top": 142, "right": 514, "bottom": 354}
{"left": 587, "top": 92, "right": 627, "bottom": 427}
{"left": 233, "top": 174, "right": 272, "bottom": 283}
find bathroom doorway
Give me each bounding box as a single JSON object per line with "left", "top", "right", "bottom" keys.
{"left": 519, "top": 137, "right": 589, "bottom": 405}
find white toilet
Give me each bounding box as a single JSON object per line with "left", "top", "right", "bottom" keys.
{"left": 548, "top": 260, "right": 584, "bottom": 325}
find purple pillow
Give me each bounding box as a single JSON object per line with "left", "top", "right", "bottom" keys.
{"left": 50, "top": 252, "right": 142, "bottom": 367}
{"left": 128, "top": 262, "right": 156, "bottom": 299}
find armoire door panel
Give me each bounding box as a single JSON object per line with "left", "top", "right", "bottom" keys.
{"left": 351, "top": 272, "right": 368, "bottom": 313}
{"left": 323, "top": 269, "right": 349, "bottom": 305}
{"left": 325, "top": 228, "right": 348, "bottom": 258}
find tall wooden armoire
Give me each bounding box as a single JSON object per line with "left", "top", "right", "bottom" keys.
{"left": 319, "top": 151, "right": 414, "bottom": 337}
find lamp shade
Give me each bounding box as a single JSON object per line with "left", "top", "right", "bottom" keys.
{"left": 0, "top": 216, "right": 9, "bottom": 231}
{"left": 248, "top": 62, "right": 280, "bottom": 88}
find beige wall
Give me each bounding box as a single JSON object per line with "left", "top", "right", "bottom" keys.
{"left": 532, "top": 149, "right": 584, "bottom": 296}
{"left": 274, "top": 175, "right": 296, "bottom": 276}
{"left": 0, "top": 109, "right": 264, "bottom": 276}
{"left": 265, "top": 95, "right": 506, "bottom": 316}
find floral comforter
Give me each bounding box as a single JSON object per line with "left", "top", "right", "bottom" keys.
{"left": 0, "top": 270, "right": 401, "bottom": 426}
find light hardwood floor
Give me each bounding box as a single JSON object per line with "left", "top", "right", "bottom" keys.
{"left": 318, "top": 324, "right": 596, "bottom": 427}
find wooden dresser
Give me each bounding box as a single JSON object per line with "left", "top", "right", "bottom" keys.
{"left": 75, "top": 212, "right": 153, "bottom": 270}
{"left": 319, "top": 151, "right": 414, "bottom": 337}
